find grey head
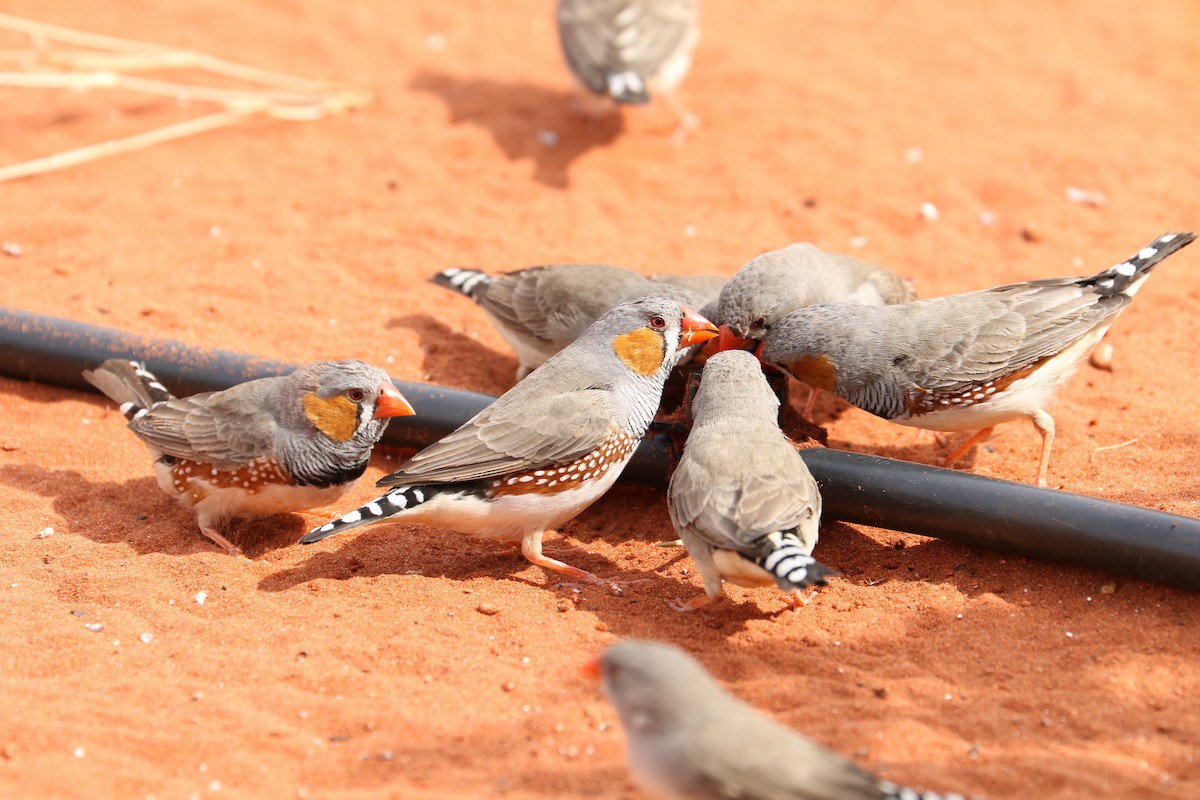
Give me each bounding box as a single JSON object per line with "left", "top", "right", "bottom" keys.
{"left": 690, "top": 349, "right": 779, "bottom": 425}
{"left": 717, "top": 243, "right": 915, "bottom": 339}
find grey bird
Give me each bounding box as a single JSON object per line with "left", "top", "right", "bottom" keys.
{"left": 667, "top": 350, "right": 835, "bottom": 611}
{"left": 300, "top": 298, "right": 719, "bottom": 586}
{"left": 587, "top": 639, "right": 977, "bottom": 800}
{"left": 715, "top": 243, "right": 917, "bottom": 416}
{"left": 752, "top": 232, "right": 1196, "bottom": 486}
{"left": 84, "top": 359, "right": 414, "bottom": 554}
{"left": 556, "top": 0, "right": 700, "bottom": 138}
{"left": 432, "top": 263, "right": 712, "bottom": 380}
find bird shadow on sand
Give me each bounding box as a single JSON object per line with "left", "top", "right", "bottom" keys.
{"left": 0, "top": 463, "right": 310, "bottom": 558}
{"left": 387, "top": 313, "right": 516, "bottom": 393}
{"left": 409, "top": 70, "right": 624, "bottom": 189}
{"left": 256, "top": 519, "right": 629, "bottom": 595}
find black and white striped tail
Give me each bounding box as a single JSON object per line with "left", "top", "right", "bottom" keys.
{"left": 607, "top": 70, "right": 649, "bottom": 104}
{"left": 299, "top": 485, "right": 434, "bottom": 544}
{"left": 82, "top": 359, "right": 174, "bottom": 421}
{"left": 757, "top": 531, "right": 837, "bottom": 592}
{"left": 880, "top": 780, "right": 972, "bottom": 800}
{"left": 1085, "top": 231, "right": 1195, "bottom": 297}
{"left": 430, "top": 268, "right": 493, "bottom": 299}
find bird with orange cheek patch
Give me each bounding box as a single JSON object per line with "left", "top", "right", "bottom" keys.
{"left": 84, "top": 359, "right": 413, "bottom": 555}
{"left": 301, "top": 297, "right": 718, "bottom": 588}
{"left": 752, "top": 233, "right": 1196, "bottom": 486}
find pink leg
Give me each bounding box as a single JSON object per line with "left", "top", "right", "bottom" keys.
{"left": 943, "top": 426, "right": 995, "bottom": 468}
{"left": 1031, "top": 410, "right": 1056, "bottom": 487}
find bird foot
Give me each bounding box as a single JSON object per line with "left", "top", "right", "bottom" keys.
{"left": 669, "top": 594, "right": 712, "bottom": 613}
{"left": 200, "top": 526, "right": 244, "bottom": 557}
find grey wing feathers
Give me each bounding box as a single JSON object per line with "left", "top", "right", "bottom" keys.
{"left": 913, "top": 281, "right": 1126, "bottom": 389}
{"left": 557, "top": 0, "right": 696, "bottom": 96}
{"left": 473, "top": 265, "right": 641, "bottom": 342}
{"left": 128, "top": 389, "right": 279, "bottom": 468}
{"left": 671, "top": 428, "right": 819, "bottom": 552}
{"left": 687, "top": 708, "right": 888, "bottom": 800}
{"left": 378, "top": 388, "right": 619, "bottom": 485}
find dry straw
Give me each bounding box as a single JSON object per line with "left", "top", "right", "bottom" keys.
{"left": 0, "top": 13, "right": 372, "bottom": 182}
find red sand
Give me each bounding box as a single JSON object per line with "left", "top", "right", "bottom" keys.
{"left": 2, "top": 2, "right": 1199, "bottom": 798}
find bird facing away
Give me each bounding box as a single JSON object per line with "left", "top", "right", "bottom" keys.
{"left": 667, "top": 350, "right": 835, "bottom": 611}
{"left": 556, "top": 0, "right": 700, "bottom": 138}
{"left": 587, "top": 639, "right": 977, "bottom": 800}
{"left": 301, "top": 298, "right": 719, "bottom": 586}
{"left": 84, "top": 359, "right": 414, "bottom": 555}
{"left": 753, "top": 232, "right": 1196, "bottom": 486}
{"left": 715, "top": 243, "right": 917, "bottom": 417}
{"left": 432, "top": 263, "right": 710, "bottom": 381}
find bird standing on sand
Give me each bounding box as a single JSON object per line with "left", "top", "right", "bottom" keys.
{"left": 750, "top": 232, "right": 1196, "bottom": 485}
{"left": 667, "top": 350, "right": 835, "bottom": 611}
{"left": 301, "top": 298, "right": 719, "bottom": 586}
{"left": 587, "top": 639, "right": 977, "bottom": 800}
{"left": 556, "top": 0, "right": 700, "bottom": 138}
{"left": 84, "top": 359, "right": 414, "bottom": 555}
{"left": 433, "top": 263, "right": 710, "bottom": 380}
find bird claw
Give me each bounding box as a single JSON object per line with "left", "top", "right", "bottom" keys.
{"left": 669, "top": 595, "right": 710, "bottom": 613}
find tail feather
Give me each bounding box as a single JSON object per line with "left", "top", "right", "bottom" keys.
{"left": 757, "top": 531, "right": 837, "bottom": 592}
{"left": 881, "top": 780, "right": 972, "bottom": 800}
{"left": 82, "top": 359, "right": 174, "bottom": 421}
{"left": 607, "top": 70, "right": 649, "bottom": 103}
{"left": 430, "top": 268, "right": 493, "bottom": 299}
{"left": 299, "top": 485, "right": 430, "bottom": 544}
{"left": 1086, "top": 231, "right": 1195, "bottom": 297}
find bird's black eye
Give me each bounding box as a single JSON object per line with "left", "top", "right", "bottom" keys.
{"left": 649, "top": 315, "right": 666, "bottom": 330}
{"left": 752, "top": 316, "right": 767, "bottom": 330}
{"left": 346, "top": 388, "right": 366, "bottom": 403}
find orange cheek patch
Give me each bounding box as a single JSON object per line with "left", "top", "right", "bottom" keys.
{"left": 785, "top": 354, "right": 837, "bottom": 391}
{"left": 303, "top": 393, "right": 359, "bottom": 441}
{"left": 612, "top": 328, "right": 666, "bottom": 376}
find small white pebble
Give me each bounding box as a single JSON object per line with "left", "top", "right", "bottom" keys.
{"left": 978, "top": 210, "right": 996, "bottom": 226}
{"left": 535, "top": 129, "right": 559, "bottom": 147}
{"left": 85, "top": 622, "right": 103, "bottom": 633}
{"left": 209, "top": 225, "right": 223, "bottom": 237}
{"left": 426, "top": 33, "right": 446, "bottom": 51}
{"left": 199, "top": 762, "right": 208, "bottom": 772}
{"left": 328, "top": 319, "right": 337, "bottom": 326}
{"left": 194, "top": 591, "right": 207, "bottom": 605}
{"left": 848, "top": 235, "right": 868, "bottom": 249}
{"left": 683, "top": 224, "right": 697, "bottom": 237}
{"left": 919, "top": 201, "right": 940, "bottom": 221}
{"left": 904, "top": 146, "right": 924, "bottom": 164}
{"left": 140, "top": 632, "right": 154, "bottom": 644}
{"left": 833, "top": 640, "right": 842, "bottom": 647}
{"left": 1089, "top": 342, "right": 1114, "bottom": 370}
{"left": 944, "top": 693, "right": 953, "bottom": 700}
{"left": 35, "top": 526, "right": 54, "bottom": 539}
{"left": 2, "top": 242, "right": 22, "bottom": 257}
{"left": 956, "top": 613, "right": 963, "bottom": 619}
{"left": 1066, "top": 631, "right": 1074, "bottom": 638}
{"left": 385, "top": 354, "right": 395, "bottom": 363}
{"left": 74, "top": 747, "right": 85, "bottom": 758}
{"left": 209, "top": 781, "right": 221, "bottom": 792}
{"left": 1065, "top": 186, "right": 1107, "bottom": 207}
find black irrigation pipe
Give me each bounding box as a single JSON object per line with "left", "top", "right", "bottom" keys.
{"left": 3, "top": 306, "right": 1199, "bottom": 591}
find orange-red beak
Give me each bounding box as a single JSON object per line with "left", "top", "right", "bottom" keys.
{"left": 581, "top": 655, "right": 602, "bottom": 681}
{"left": 678, "top": 306, "right": 720, "bottom": 348}
{"left": 716, "top": 324, "right": 756, "bottom": 353}
{"left": 373, "top": 382, "right": 416, "bottom": 419}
